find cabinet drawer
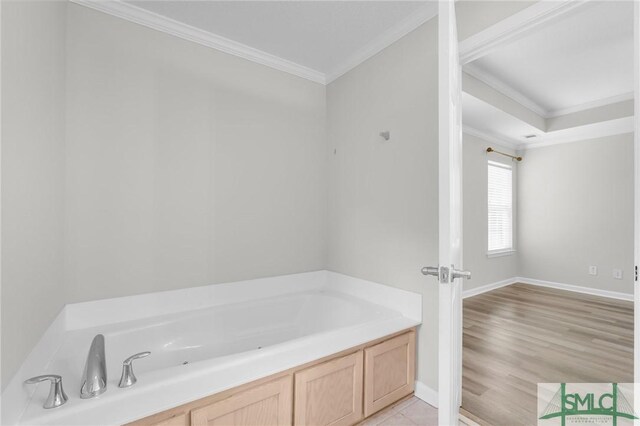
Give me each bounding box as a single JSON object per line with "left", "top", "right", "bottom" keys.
{"left": 364, "top": 331, "right": 416, "bottom": 417}
{"left": 294, "top": 351, "right": 364, "bottom": 426}
{"left": 191, "top": 376, "right": 292, "bottom": 426}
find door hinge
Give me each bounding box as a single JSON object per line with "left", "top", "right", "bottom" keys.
{"left": 635, "top": 265, "right": 637, "bottom": 282}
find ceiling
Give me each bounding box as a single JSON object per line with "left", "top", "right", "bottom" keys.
{"left": 462, "top": 1, "right": 635, "bottom": 149}
{"left": 121, "top": 0, "right": 436, "bottom": 82}
{"left": 466, "top": 1, "right": 633, "bottom": 117}
{"left": 462, "top": 92, "right": 540, "bottom": 146}
{"left": 463, "top": 93, "right": 634, "bottom": 149}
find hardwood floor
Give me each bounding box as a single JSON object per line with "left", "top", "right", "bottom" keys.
{"left": 461, "top": 283, "right": 633, "bottom": 426}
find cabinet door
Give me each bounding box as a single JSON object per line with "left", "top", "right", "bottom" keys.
{"left": 191, "top": 376, "right": 292, "bottom": 426}
{"left": 364, "top": 331, "right": 416, "bottom": 417}
{"left": 294, "top": 351, "right": 363, "bottom": 426}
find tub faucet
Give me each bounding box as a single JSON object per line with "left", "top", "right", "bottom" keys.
{"left": 118, "top": 351, "right": 151, "bottom": 388}
{"left": 80, "top": 334, "right": 107, "bottom": 399}
{"left": 24, "top": 374, "right": 68, "bottom": 409}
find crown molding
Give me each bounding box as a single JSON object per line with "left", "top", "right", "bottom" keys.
{"left": 458, "top": 0, "right": 632, "bottom": 122}
{"left": 546, "top": 91, "right": 634, "bottom": 118}
{"left": 465, "top": 63, "right": 634, "bottom": 122}
{"left": 462, "top": 125, "right": 521, "bottom": 151}
{"left": 464, "top": 118, "right": 634, "bottom": 152}
{"left": 459, "top": 0, "right": 588, "bottom": 65}
{"left": 70, "top": 0, "right": 327, "bottom": 84}
{"left": 463, "top": 64, "right": 548, "bottom": 118}
{"left": 521, "top": 117, "right": 634, "bottom": 149}
{"left": 325, "top": 3, "right": 438, "bottom": 84}
{"left": 70, "top": 0, "right": 439, "bottom": 87}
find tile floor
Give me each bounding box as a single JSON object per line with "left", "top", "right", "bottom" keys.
{"left": 358, "top": 396, "right": 438, "bottom": 425}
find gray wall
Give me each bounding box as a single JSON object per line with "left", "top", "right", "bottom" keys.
{"left": 0, "top": 0, "right": 543, "bottom": 393}
{"left": 463, "top": 133, "right": 634, "bottom": 296}
{"left": 1, "top": 1, "right": 68, "bottom": 389}
{"left": 1, "top": 2, "right": 327, "bottom": 388}
{"left": 326, "top": 20, "right": 439, "bottom": 390}
{"left": 63, "top": 4, "right": 327, "bottom": 303}
{"left": 463, "top": 135, "right": 519, "bottom": 290}
{"left": 518, "top": 134, "right": 634, "bottom": 294}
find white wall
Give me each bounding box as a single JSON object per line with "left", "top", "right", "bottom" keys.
{"left": 463, "top": 135, "right": 519, "bottom": 290}
{"left": 518, "top": 134, "right": 634, "bottom": 294}
{"left": 327, "top": 20, "right": 439, "bottom": 390}
{"left": 63, "top": 4, "right": 327, "bottom": 303}
{"left": 1, "top": 1, "right": 67, "bottom": 389}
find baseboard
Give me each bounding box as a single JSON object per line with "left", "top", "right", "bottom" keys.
{"left": 414, "top": 381, "right": 438, "bottom": 408}
{"left": 516, "top": 277, "right": 633, "bottom": 301}
{"left": 459, "top": 408, "right": 483, "bottom": 426}
{"left": 463, "top": 276, "right": 633, "bottom": 301}
{"left": 462, "top": 277, "right": 517, "bottom": 299}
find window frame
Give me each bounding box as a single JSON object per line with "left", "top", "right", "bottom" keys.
{"left": 487, "top": 159, "right": 515, "bottom": 257}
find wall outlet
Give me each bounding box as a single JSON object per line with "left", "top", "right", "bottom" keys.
{"left": 588, "top": 266, "right": 597, "bottom": 276}
{"left": 613, "top": 269, "right": 623, "bottom": 280}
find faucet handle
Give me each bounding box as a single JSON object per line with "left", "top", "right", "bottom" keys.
{"left": 25, "top": 375, "right": 68, "bottom": 409}
{"left": 119, "top": 351, "right": 150, "bottom": 388}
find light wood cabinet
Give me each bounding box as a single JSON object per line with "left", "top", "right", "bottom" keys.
{"left": 191, "top": 376, "right": 292, "bottom": 426}
{"left": 127, "top": 329, "right": 416, "bottom": 426}
{"left": 152, "top": 413, "right": 189, "bottom": 426}
{"left": 294, "top": 351, "right": 363, "bottom": 426}
{"left": 128, "top": 410, "right": 189, "bottom": 426}
{"left": 363, "top": 330, "right": 415, "bottom": 417}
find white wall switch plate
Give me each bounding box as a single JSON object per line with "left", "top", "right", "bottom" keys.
{"left": 588, "top": 266, "right": 597, "bottom": 276}
{"left": 613, "top": 269, "right": 623, "bottom": 280}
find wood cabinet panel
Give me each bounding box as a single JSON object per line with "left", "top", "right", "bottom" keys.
{"left": 294, "top": 351, "right": 363, "bottom": 426}
{"left": 127, "top": 411, "right": 189, "bottom": 426}
{"left": 191, "top": 376, "right": 292, "bottom": 426}
{"left": 153, "top": 413, "right": 189, "bottom": 426}
{"left": 126, "top": 328, "right": 417, "bottom": 426}
{"left": 363, "top": 331, "right": 415, "bottom": 417}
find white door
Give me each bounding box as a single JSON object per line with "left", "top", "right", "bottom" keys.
{"left": 424, "top": 1, "right": 468, "bottom": 424}
{"left": 632, "top": 0, "right": 639, "bottom": 414}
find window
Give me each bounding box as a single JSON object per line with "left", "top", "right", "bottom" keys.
{"left": 487, "top": 160, "right": 513, "bottom": 253}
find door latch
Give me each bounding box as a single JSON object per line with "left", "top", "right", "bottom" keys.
{"left": 451, "top": 267, "right": 472, "bottom": 280}
{"left": 440, "top": 266, "right": 450, "bottom": 283}
{"left": 421, "top": 266, "right": 439, "bottom": 277}
{"left": 421, "top": 266, "right": 450, "bottom": 283}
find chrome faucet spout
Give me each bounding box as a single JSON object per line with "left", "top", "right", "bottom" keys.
{"left": 80, "top": 334, "right": 107, "bottom": 399}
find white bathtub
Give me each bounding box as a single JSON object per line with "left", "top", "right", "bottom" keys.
{"left": 9, "top": 271, "right": 421, "bottom": 425}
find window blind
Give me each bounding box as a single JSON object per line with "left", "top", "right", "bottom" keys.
{"left": 488, "top": 160, "right": 513, "bottom": 252}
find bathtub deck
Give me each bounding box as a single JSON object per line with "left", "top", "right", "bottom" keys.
{"left": 11, "top": 272, "right": 422, "bottom": 426}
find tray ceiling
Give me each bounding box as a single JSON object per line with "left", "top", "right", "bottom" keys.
{"left": 465, "top": 1, "right": 633, "bottom": 117}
